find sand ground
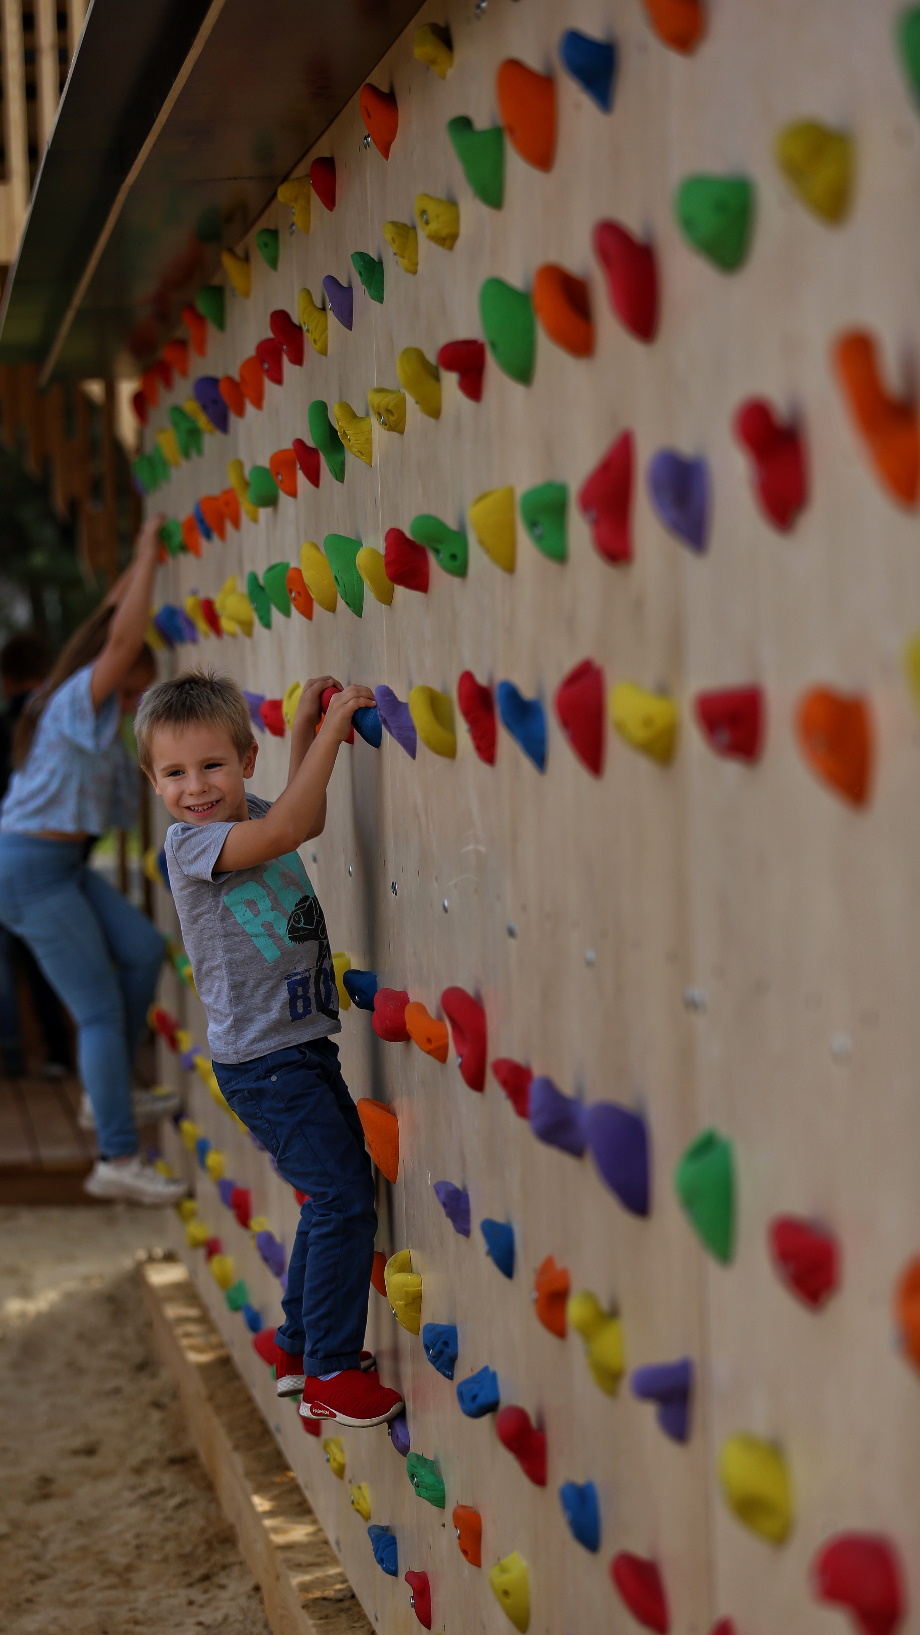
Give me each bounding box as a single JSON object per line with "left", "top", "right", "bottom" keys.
{"left": 0, "top": 1205, "right": 272, "bottom": 1635}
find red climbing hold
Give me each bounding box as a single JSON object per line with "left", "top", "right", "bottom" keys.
{"left": 302, "top": 1413, "right": 322, "bottom": 1437}
{"left": 373, "top": 988, "right": 411, "bottom": 1043}
{"left": 200, "top": 598, "right": 223, "bottom": 636}
{"left": 270, "top": 309, "right": 305, "bottom": 366}
{"left": 457, "top": 672, "right": 496, "bottom": 764}
{"left": 578, "top": 431, "right": 634, "bottom": 564}
{"left": 230, "top": 1186, "right": 252, "bottom": 1229}
{"left": 769, "top": 1217, "right": 839, "bottom": 1309}
{"left": 711, "top": 1623, "right": 737, "bottom": 1635}
{"left": 496, "top": 1405, "right": 547, "bottom": 1486}
{"left": 310, "top": 156, "right": 336, "bottom": 211}
{"left": 593, "top": 221, "right": 659, "bottom": 343}
{"left": 163, "top": 338, "right": 189, "bottom": 377}
{"left": 252, "top": 1328, "right": 277, "bottom": 1367}
{"left": 255, "top": 337, "right": 284, "bottom": 385}
{"left": 554, "top": 659, "right": 605, "bottom": 776}
{"left": 438, "top": 339, "right": 486, "bottom": 402}
{"left": 204, "top": 1236, "right": 222, "bottom": 1260}
{"left": 371, "top": 1250, "right": 388, "bottom": 1297}
{"left": 181, "top": 304, "right": 207, "bottom": 356}
{"left": 811, "top": 1534, "right": 905, "bottom": 1635}
{"left": 405, "top": 1570, "right": 432, "bottom": 1629}
{"left": 132, "top": 390, "right": 148, "bottom": 424}
{"left": 732, "top": 400, "right": 807, "bottom": 531}
{"left": 141, "top": 368, "right": 160, "bottom": 408}
{"left": 441, "top": 987, "right": 487, "bottom": 1091}
{"left": 611, "top": 1554, "right": 670, "bottom": 1634}
{"left": 384, "top": 528, "right": 430, "bottom": 593}
{"left": 292, "top": 438, "right": 321, "bottom": 488}
{"left": 152, "top": 358, "right": 173, "bottom": 391}
{"left": 239, "top": 356, "right": 265, "bottom": 409}
{"left": 293, "top": 1189, "right": 308, "bottom": 1206}
{"left": 260, "top": 699, "right": 286, "bottom": 737}
{"left": 360, "top": 83, "right": 398, "bottom": 158}
{"left": 694, "top": 687, "right": 764, "bottom": 763}
{"left": 491, "top": 1058, "right": 532, "bottom": 1118}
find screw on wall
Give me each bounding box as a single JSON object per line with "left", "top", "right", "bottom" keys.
{"left": 683, "top": 987, "right": 708, "bottom": 1013}
{"left": 391, "top": 881, "right": 398, "bottom": 896}
{"left": 507, "top": 922, "right": 517, "bottom": 937}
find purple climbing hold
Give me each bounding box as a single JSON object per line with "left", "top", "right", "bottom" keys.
{"left": 583, "top": 1102, "right": 650, "bottom": 1217}
{"left": 242, "top": 691, "right": 267, "bottom": 729}
{"left": 176, "top": 609, "right": 200, "bottom": 644}
{"left": 179, "top": 1045, "right": 198, "bottom": 1071}
{"left": 322, "top": 275, "right": 354, "bottom": 331}
{"left": 433, "top": 1181, "right": 471, "bottom": 1237}
{"left": 375, "top": 686, "right": 418, "bottom": 758}
{"left": 529, "top": 1075, "right": 587, "bottom": 1157}
{"left": 193, "top": 375, "right": 230, "bottom": 435}
{"left": 389, "top": 1411, "right": 411, "bottom": 1456}
{"left": 217, "top": 1178, "right": 236, "bottom": 1208}
{"left": 255, "top": 1229, "right": 287, "bottom": 1279}
{"left": 630, "top": 1357, "right": 693, "bottom": 1444}
{"left": 647, "top": 449, "right": 710, "bottom": 553}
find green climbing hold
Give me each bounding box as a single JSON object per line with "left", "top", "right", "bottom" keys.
{"left": 132, "top": 454, "right": 153, "bottom": 493}
{"left": 149, "top": 444, "right": 171, "bottom": 485}
{"left": 323, "top": 534, "right": 365, "bottom": 618}
{"left": 406, "top": 1452, "right": 446, "bottom": 1509}
{"left": 520, "top": 482, "right": 568, "bottom": 562}
{"left": 159, "top": 518, "right": 184, "bottom": 557}
{"left": 225, "top": 1279, "right": 250, "bottom": 1311}
{"left": 168, "top": 405, "right": 203, "bottom": 461}
{"left": 247, "top": 465, "right": 279, "bottom": 509}
{"left": 256, "top": 227, "right": 279, "bottom": 270}
{"left": 479, "top": 278, "right": 536, "bottom": 385}
{"left": 447, "top": 115, "right": 505, "bottom": 209}
{"left": 351, "top": 251, "right": 385, "bottom": 303}
{"left": 674, "top": 176, "right": 755, "bottom": 272}
{"left": 674, "top": 1129, "right": 735, "bottom": 1264}
{"left": 897, "top": 7, "right": 920, "bottom": 103}
{"left": 308, "top": 400, "right": 346, "bottom": 483}
{"left": 410, "top": 514, "right": 468, "bottom": 578}
{"left": 263, "top": 561, "right": 292, "bottom": 616}
{"left": 246, "top": 571, "right": 273, "bottom": 629}
{"left": 195, "top": 285, "right": 225, "bottom": 329}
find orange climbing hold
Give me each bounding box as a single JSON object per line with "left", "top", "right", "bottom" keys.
{"left": 360, "top": 83, "right": 398, "bottom": 158}
{"left": 219, "top": 376, "right": 245, "bottom": 418}
{"left": 218, "top": 487, "right": 241, "bottom": 531}
{"left": 239, "top": 356, "right": 265, "bottom": 410}
{"left": 405, "top": 1002, "right": 449, "bottom": 1063}
{"left": 453, "top": 1505, "right": 482, "bottom": 1568}
{"left": 199, "top": 496, "right": 226, "bottom": 540}
{"left": 896, "top": 1258, "right": 920, "bottom": 1369}
{"left": 357, "top": 1098, "right": 399, "bottom": 1183}
{"left": 181, "top": 515, "right": 203, "bottom": 557}
{"left": 642, "top": 0, "right": 705, "bottom": 53}
{"left": 269, "top": 448, "right": 298, "bottom": 498}
{"left": 532, "top": 266, "right": 594, "bottom": 357}
{"left": 163, "top": 338, "right": 189, "bottom": 377}
{"left": 286, "top": 566, "right": 314, "bottom": 620}
{"left": 496, "top": 59, "right": 556, "bottom": 172}
{"left": 833, "top": 331, "right": 920, "bottom": 507}
{"left": 796, "top": 687, "right": 871, "bottom": 807}
{"left": 181, "top": 304, "right": 207, "bottom": 355}
{"left": 533, "top": 1255, "right": 570, "bottom": 1338}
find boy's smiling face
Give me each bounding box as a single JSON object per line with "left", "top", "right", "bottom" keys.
{"left": 148, "top": 722, "right": 258, "bottom": 826}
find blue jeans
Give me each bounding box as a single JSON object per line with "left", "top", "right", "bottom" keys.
{"left": 0, "top": 834, "right": 165, "bottom": 1156}
{"left": 213, "top": 1038, "right": 376, "bottom": 1374}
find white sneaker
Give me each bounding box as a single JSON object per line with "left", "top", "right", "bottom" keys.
{"left": 78, "top": 1086, "right": 181, "bottom": 1131}
{"left": 83, "top": 1156, "right": 188, "bottom": 1205}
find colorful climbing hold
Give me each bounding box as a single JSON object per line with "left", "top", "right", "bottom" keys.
{"left": 414, "top": 21, "right": 452, "bottom": 77}
{"left": 811, "top": 1533, "right": 905, "bottom": 1635}
{"left": 239, "top": 356, "right": 265, "bottom": 409}
{"left": 286, "top": 566, "right": 314, "bottom": 620}
{"left": 437, "top": 338, "right": 486, "bottom": 402}
{"left": 361, "top": 83, "right": 398, "bottom": 157}
{"left": 469, "top": 486, "right": 515, "bottom": 571}
{"left": 375, "top": 689, "right": 417, "bottom": 758}
{"left": 221, "top": 248, "right": 251, "bottom": 299}
{"left": 648, "top": 449, "right": 710, "bottom": 551}
{"left": 163, "top": 338, "right": 189, "bottom": 376}
{"left": 405, "top": 1000, "right": 450, "bottom": 1061}
{"left": 674, "top": 1130, "right": 735, "bottom": 1262}
{"left": 422, "top": 1322, "right": 459, "bottom": 1380}
{"left": 407, "top": 687, "right": 456, "bottom": 760}
{"left": 247, "top": 465, "right": 279, "bottom": 509}
{"left": 384, "top": 528, "right": 430, "bottom": 592}
{"left": 775, "top": 121, "right": 852, "bottom": 223}
{"left": 631, "top": 1359, "right": 693, "bottom": 1443}
{"left": 356, "top": 547, "right": 394, "bottom": 606}
{"left": 584, "top": 1101, "right": 650, "bottom": 1216}
{"left": 323, "top": 274, "right": 353, "bottom": 330}
{"left": 342, "top": 969, "right": 377, "bottom": 1008}
{"left": 390, "top": 1413, "right": 410, "bottom": 1455}
{"left": 270, "top": 308, "right": 304, "bottom": 366}
{"left": 554, "top": 659, "right": 605, "bottom": 775}
{"left": 719, "top": 1434, "right": 793, "bottom": 1544}
{"left": 246, "top": 572, "right": 273, "bottom": 630}
{"left": 367, "top": 387, "right": 406, "bottom": 433}
{"left": 405, "top": 1569, "right": 431, "bottom": 1628}
{"left": 732, "top": 399, "right": 807, "bottom": 529}
{"left": 397, "top": 348, "right": 441, "bottom": 418}
{"left": 834, "top": 330, "right": 920, "bottom": 506}
{"left": 292, "top": 438, "right": 321, "bottom": 487}
{"left": 611, "top": 1554, "right": 670, "bottom": 1633}
{"left": 568, "top": 1291, "right": 624, "bottom": 1394}
{"left": 332, "top": 952, "right": 352, "bottom": 1011}
{"left": 194, "top": 376, "right": 229, "bottom": 434}
{"left": 694, "top": 687, "right": 764, "bottom": 763}
{"left": 196, "top": 285, "right": 225, "bottom": 330}
{"left": 298, "top": 288, "right": 328, "bottom": 356}
{"left": 578, "top": 432, "right": 633, "bottom": 563}
{"left": 372, "top": 987, "right": 411, "bottom": 1041}
{"left": 559, "top": 1480, "right": 600, "bottom": 1551}
{"left": 268, "top": 448, "right": 297, "bottom": 499}
{"left": 457, "top": 672, "right": 496, "bottom": 764}
{"left": 490, "top": 1552, "right": 530, "bottom": 1633}
{"left": 260, "top": 700, "right": 285, "bottom": 737}
{"left": 496, "top": 59, "right": 556, "bottom": 171}
{"left": 415, "top": 194, "right": 459, "bottom": 251}
{"left": 368, "top": 1525, "right": 398, "bottom": 1575}
{"left": 447, "top": 115, "right": 505, "bottom": 209}
{"left": 496, "top": 683, "right": 546, "bottom": 771}
{"left": 481, "top": 1218, "right": 515, "bottom": 1279}
{"left": 795, "top": 687, "right": 871, "bottom": 806}
{"left": 456, "top": 1365, "right": 500, "bottom": 1418}
{"left": 351, "top": 250, "right": 384, "bottom": 303}
{"left": 529, "top": 1075, "right": 585, "bottom": 1156}
{"left": 520, "top": 481, "right": 567, "bottom": 561}
{"left": 479, "top": 279, "right": 536, "bottom": 385}
{"left": 769, "top": 1217, "right": 839, "bottom": 1309}
{"left": 333, "top": 403, "right": 372, "bottom": 465}
{"left": 307, "top": 401, "right": 345, "bottom": 483}
{"left": 433, "top": 1181, "right": 471, "bottom": 1237}
{"left": 674, "top": 175, "right": 754, "bottom": 271}
{"left": 383, "top": 220, "right": 418, "bottom": 274}
{"left": 440, "top": 987, "right": 487, "bottom": 1090}
{"left": 218, "top": 375, "right": 246, "bottom": 419}
{"left": 532, "top": 265, "right": 594, "bottom": 357}
{"left": 452, "top": 1504, "right": 481, "bottom": 1566}
{"left": 309, "top": 155, "right": 336, "bottom": 211}
{"left": 255, "top": 337, "right": 284, "bottom": 386}
{"left": 533, "top": 1255, "right": 570, "bottom": 1338}
{"left": 559, "top": 29, "right": 616, "bottom": 111}
{"left": 181, "top": 304, "right": 207, "bottom": 355}
{"left": 277, "top": 176, "right": 311, "bottom": 232}
{"left": 299, "top": 542, "right": 338, "bottom": 613}
{"left": 384, "top": 1250, "right": 422, "bottom": 1334}
{"left": 642, "top": 0, "right": 704, "bottom": 52}
{"left": 410, "top": 514, "right": 467, "bottom": 576}
{"left": 593, "top": 221, "right": 659, "bottom": 342}
{"left": 407, "top": 1452, "right": 445, "bottom": 1508}
{"left": 898, "top": 6, "right": 920, "bottom": 106}
{"left": 497, "top": 1405, "right": 546, "bottom": 1486}
{"left": 320, "top": 685, "right": 354, "bottom": 744}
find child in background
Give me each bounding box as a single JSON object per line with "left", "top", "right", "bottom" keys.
{"left": 135, "top": 669, "right": 404, "bottom": 1429}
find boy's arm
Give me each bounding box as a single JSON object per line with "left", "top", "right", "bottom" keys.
{"left": 287, "top": 676, "right": 339, "bottom": 840}
{"left": 214, "top": 684, "right": 375, "bottom": 873}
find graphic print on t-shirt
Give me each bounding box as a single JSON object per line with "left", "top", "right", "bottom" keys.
{"left": 221, "top": 850, "right": 337, "bottom": 1023}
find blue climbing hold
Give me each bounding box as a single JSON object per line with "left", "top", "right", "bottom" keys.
{"left": 456, "top": 1365, "right": 501, "bottom": 1418}
{"left": 193, "top": 499, "right": 213, "bottom": 541}
{"left": 480, "top": 1218, "right": 515, "bottom": 1278}
{"left": 529, "top": 1076, "right": 587, "bottom": 1157}
{"left": 422, "top": 1322, "right": 459, "bottom": 1380}
{"left": 153, "top": 606, "right": 186, "bottom": 648}
{"left": 242, "top": 1303, "right": 262, "bottom": 1333}
{"left": 496, "top": 681, "right": 547, "bottom": 771}
{"left": 583, "top": 1102, "right": 650, "bottom": 1217}
{"left": 647, "top": 450, "right": 710, "bottom": 554}
{"left": 559, "top": 1480, "right": 601, "bottom": 1552}
{"left": 389, "top": 1412, "right": 411, "bottom": 1456}
{"left": 433, "top": 1180, "right": 471, "bottom": 1237}
{"left": 630, "top": 1358, "right": 693, "bottom": 1444}
{"left": 217, "top": 1178, "right": 235, "bottom": 1208}
{"left": 558, "top": 29, "right": 617, "bottom": 112}
{"left": 195, "top": 1136, "right": 211, "bottom": 1169}
{"left": 368, "top": 1525, "right": 399, "bottom": 1576}
{"left": 353, "top": 704, "right": 382, "bottom": 748}
{"left": 343, "top": 969, "right": 379, "bottom": 1010}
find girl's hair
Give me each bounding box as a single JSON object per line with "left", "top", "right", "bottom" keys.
{"left": 133, "top": 668, "right": 256, "bottom": 773}
{"left": 12, "top": 603, "right": 154, "bottom": 768}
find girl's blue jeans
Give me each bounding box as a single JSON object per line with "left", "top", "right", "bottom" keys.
{"left": 0, "top": 834, "right": 165, "bottom": 1156}
{"left": 213, "top": 1038, "right": 376, "bottom": 1375}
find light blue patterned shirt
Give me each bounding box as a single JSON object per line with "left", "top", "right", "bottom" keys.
{"left": 0, "top": 664, "right": 138, "bottom": 836}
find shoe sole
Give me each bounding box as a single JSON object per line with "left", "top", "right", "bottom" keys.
{"left": 83, "top": 1177, "right": 187, "bottom": 1206}
{"left": 298, "top": 1400, "right": 404, "bottom": 1429}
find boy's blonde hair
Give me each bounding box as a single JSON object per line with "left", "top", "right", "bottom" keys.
{"left": 134, "top": 668, "right": 256, "bottom": 772}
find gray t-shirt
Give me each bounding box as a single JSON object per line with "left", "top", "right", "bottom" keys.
{"left": 164, "top": 794, "right": 340, "bottom": 1064}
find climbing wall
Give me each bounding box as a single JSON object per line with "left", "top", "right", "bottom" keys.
{"left": 141, "top": 2, "right": 920, "bottom": 1631}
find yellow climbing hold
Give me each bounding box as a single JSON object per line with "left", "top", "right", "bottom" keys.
{"left": 215, "top": 576, "right": 254, "bottom": 638}
{"left": 383, "top": 220, "right": 418, "bottom": 275}
{"left": 145, "top": 618, "right": 166, "bottom": 652}
{"left": 384, "top": 1249, "right": 423, "bottom": 1334}
{"left": 367, "top": 387, "right": 406, "bottom": 434}
{"left": 774, "top": 120, "right": 853, "bottom": 224}
{"left": 567, "top": 1291, "right": 625, "bottom": 1395}
{"left": 184, "top": 594, "right": 212, "bottom": 638}
{"left": 349, "top": 1483, "right": 372, "bottom": 1520}
{"left": 489, "top": 1552, "right": 530, "bottom": 1633}
{"left": 184, "top": 397, "right": 215, "bottom": 435}
{"left": 204, "top": 1148, "right": 225, "bottom": 1181}
{"left": 185, "top": 1218, "right": 210, "bottom": 1249}
{"left": 177, "top": 1197, "right": 198, "bottom": 1222}
{"left": 299, "top": 542, "right": 338, "bottom": 613}
{"left": 332, "top": 952, "right": 352, "bottom": 1009}
{"left": 413, "top": 21, "right": 453, "bottom": 77}
{"left": 155, "top": 427, "right": 182, "bottom": 468}
{"left": 221, "top": 248, "right": 252, "bottom": 298}
{"left": 719, "top": 1434, "right": 793, "bottom": 1544}
{"left": 469, "top": 486, "right": 516, "bottom": 572}
{"left": 249, "top": 1215, "right": 269, "bottom": 1237}
{"left": 297, "top": 288, "right": 328, "bottom": 356}
{"left": 323, "top": 1438, "right": 346, "bottom": 1479}
{"left": 415, "top": 193, "right": 460, "bottom": 250}
{"left": 179, "top": 1119, "right": 200, "bottom": 1153}
{"left": 174, "top": 1028, "right": 193, "bottom": 1055}
{"left": 209, "top": 1254, "right": 236, "bottom": 1290}
{"left": 397, "top": 348, "right": 441, "bottom": 419}
{"left": 228, "top": 458, "right": 258, "bottom": 523}
{"left": 282, "top": 680, "right": 304, "bottom": 731}
{"left": 609, "top": 683, "right": 678, "bottom": 764}
{"left": 409, "top": 687, "right": 456, "bottom": 759}
{"left": 334, "top": 401, "right": 373, "bottom": 465}
{"left": 356, "top": 546, "right": 394, "bottom": 606}
{"left": 277, "top": 175, "right": 312, "bottom": 233}
{"left": 904, "top": 633, "right": 920, "bottom": 717}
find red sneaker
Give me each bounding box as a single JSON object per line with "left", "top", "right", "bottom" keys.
{"left": 276, "top": 1347, "right": 377, "bottom": 1397}
{"left": 300, "top": 1369, "right": 404, "bottom": 1427}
